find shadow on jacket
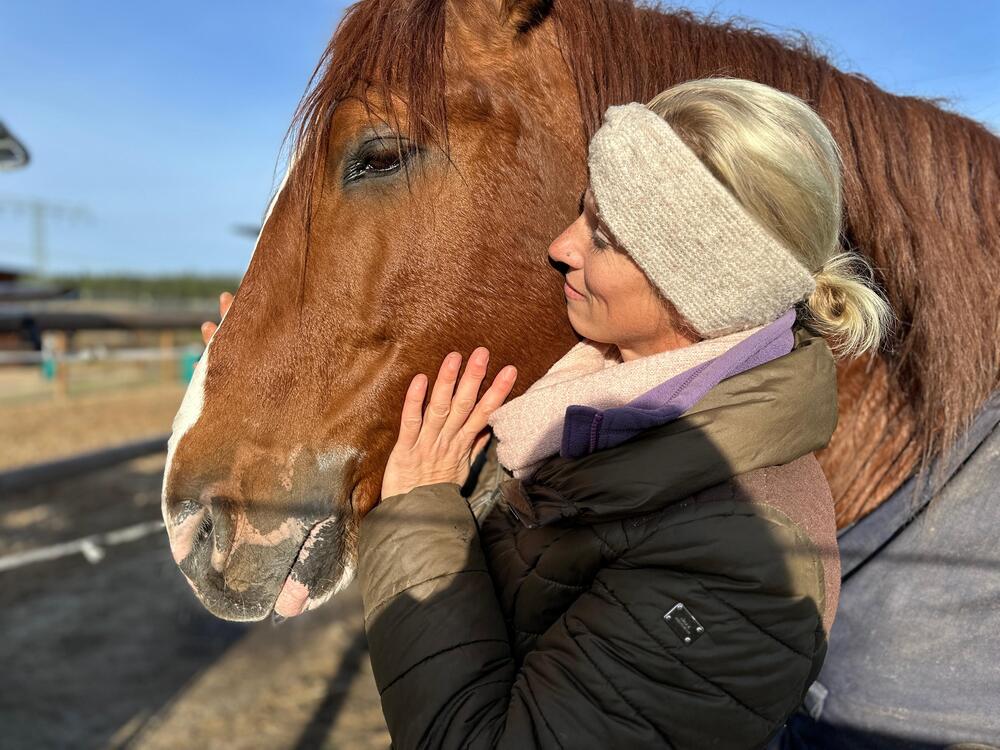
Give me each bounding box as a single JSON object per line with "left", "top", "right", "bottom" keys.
{"left": 359, "top": 326, "right": 840, "bottom": 749}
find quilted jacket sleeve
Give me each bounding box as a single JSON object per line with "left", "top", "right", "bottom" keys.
{"left": 358, "top": 482, "right": 825, "bottom": 750}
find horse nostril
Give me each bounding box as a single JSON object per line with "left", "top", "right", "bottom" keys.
{"left": 167, "top": 493, "right": 242, "bottom": 574}
{"left": 165, "top": 497, "right": 211, "bottom": 566}
{"left": 207, "top": 496, "right": 238, "bottom": 572}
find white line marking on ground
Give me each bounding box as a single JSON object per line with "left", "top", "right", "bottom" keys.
{"left": 0, "top": 519, "right": 166, "bottom": 573}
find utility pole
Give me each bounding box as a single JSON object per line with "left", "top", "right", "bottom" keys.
{"left": 0, "top": 197, "right": 92, "bottom": 277}
{"left": 31, "top": 201, "right": 46, "bottom": 274}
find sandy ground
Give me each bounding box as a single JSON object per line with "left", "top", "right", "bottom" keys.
{"left": 0, "top": 454, "right": 389, "bottom": 749}
{"left": 1, "top": 376, "right": 389, "bottom": 748}
{"left": 0, "top": 380, "right": 185, "bottom": 470}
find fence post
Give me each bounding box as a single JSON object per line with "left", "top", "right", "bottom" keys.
{"left": 42, "top": 331, "right": 70, "bottom": 398}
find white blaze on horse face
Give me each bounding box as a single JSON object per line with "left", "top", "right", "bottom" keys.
{"left": 162, "top": 149, "right": 367, "bottom": 617}
{"left": 161, "top": 343, "right": 211, "bottom": 533}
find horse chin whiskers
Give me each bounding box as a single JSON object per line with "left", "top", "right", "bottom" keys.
{"left": 191, "top": 583, "right": 272, "bottom": 623}
{"left": 300, "top": 558, "right": 357, "bottom": 614}
{"left": 333, "top": 559, "right": 357, "bottom": 595}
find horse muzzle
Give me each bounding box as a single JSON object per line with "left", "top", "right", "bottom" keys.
{"left": 163, "top": 492, "right": 354, "bottom": 622}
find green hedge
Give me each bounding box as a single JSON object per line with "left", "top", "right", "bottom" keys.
{"left": 35, "top": 273, "right": 242, "bottom": 301}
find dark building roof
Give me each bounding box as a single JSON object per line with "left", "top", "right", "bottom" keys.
{"left": 0, "top": 121, "right": 30, "bottom": 171}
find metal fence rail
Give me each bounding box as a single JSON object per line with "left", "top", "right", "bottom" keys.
{"left": 0, "top": 345, "right": 201, "bottom": 365}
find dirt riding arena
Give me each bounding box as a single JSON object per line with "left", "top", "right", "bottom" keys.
{"left": 0, "top": 381, "right": 389, "bottom": 749}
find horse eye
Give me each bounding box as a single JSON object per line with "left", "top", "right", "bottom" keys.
{"left": 363, "top": 151, "right": 401, "bottom": 174}
{"left": 343, "top": 140, "right": 416, "bottom": 184}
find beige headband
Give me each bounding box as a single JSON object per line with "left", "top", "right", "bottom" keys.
{"left": 587, "top": 102, "right": 816, "bottom": 338}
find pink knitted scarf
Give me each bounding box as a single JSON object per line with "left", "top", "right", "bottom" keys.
{"left": 487, "top": 321, "right": 767, "bottom": 478}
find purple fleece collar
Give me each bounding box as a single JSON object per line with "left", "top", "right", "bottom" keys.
{"left": 560, "top": 307, "right": 797, "bottom": 459}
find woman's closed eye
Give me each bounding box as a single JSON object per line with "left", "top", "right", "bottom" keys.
{"left": 580, "top": 187, "right": 614, "bottom": 252}
{"left": 592, "top": 228, "right": 611, "bottom": 251}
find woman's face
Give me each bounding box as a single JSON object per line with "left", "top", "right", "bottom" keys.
{"left": 547, "top": 186, "right": 700, "bottom": 360}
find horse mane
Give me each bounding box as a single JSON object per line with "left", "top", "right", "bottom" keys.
{"left": 288, "top": 0, "right": 1000, "bottom": 493}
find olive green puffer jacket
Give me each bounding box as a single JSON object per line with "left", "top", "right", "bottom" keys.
{"left": 359, "top": 327, "right": 840, "bottom": 749}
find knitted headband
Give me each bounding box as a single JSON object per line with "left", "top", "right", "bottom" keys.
{"left": 587, "top": 102, "right": 817, "bottom": 338}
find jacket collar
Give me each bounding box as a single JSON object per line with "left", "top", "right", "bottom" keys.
{"left": 488, "top": 309, "right": 781, "bottom": 480}
{"left": 561, "top": 308, "right": 797, "bottom": 459}
{"left": 500, "top": 325, "right": 838, "bottom": 528}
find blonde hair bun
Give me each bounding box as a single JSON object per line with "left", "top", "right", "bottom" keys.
{"left": 646, "top": 77, "right": 896, "bottom": 358}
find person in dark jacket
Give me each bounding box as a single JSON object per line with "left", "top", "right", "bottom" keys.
{"left": 365, "top": 77, "right": 893, "bottom": 749}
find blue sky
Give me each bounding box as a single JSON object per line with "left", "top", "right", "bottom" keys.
{"left": 1, "top": 1, "right": 996, "bottom": 276}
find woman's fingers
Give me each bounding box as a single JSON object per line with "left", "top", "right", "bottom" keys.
{"left": 201, "top": 291, "right": 234, "bottom": 346}
{"left": 422, "top": 352, "right": 462, "bottom": 437}
{"left": 400, "top": 348, "right": 514, "bottom": 454}
{"left": 201, "top": 321, "right": 216, "bottom": 346}
{"left": 441, "top": 347, "right": 489, "bottom": 438}
{"left": 462, "top": 365, "right": 517, "bottom": 439}
{"left": 396, "top": 372, "right": 428, "bottom": 449}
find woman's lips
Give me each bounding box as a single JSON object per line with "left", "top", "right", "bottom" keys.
{"left": 564, "top": 281, "right": 585, "bottom": 300}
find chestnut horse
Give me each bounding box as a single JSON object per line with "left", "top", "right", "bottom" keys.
{"left": 161, "top": 0, "right": 1000, "bottom": 622}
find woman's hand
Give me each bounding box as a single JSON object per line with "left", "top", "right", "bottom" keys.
{"left": 201, "top": 291, "right": 234, "bottom": 345}
{"left": 381, "top": 347, "right": 517, "bottom": 501}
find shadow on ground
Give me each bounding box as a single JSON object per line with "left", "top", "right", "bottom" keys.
{"left": 0, "top": 456, "right": 388, "bottom": 750}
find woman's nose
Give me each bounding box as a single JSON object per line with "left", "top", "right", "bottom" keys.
{"left": 547, "top": 218, "right": 586, "bottom": 268}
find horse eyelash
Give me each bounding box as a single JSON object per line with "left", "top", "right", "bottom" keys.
{"left": 344, "top": 154, "right": 399, "bottom": 182}
{"left": 343, "top": 143, "right": 417, "bottom": 184}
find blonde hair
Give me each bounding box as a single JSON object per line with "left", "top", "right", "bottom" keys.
{"left": 646, "top": 77, "right": 895, "bottom": 359}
